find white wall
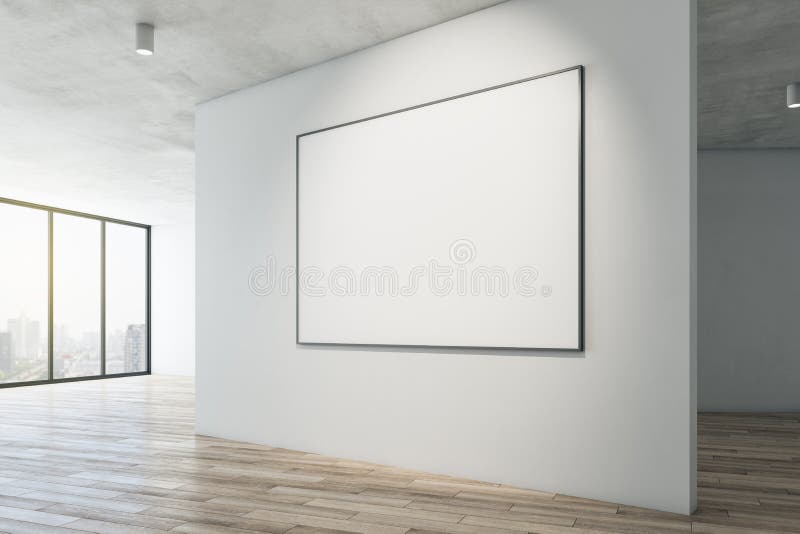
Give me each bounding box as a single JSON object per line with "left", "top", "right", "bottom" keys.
{"left": 196, "top": 0, "right": 697, "bottom": 514}
{"left": 152, "top": 222, "right": 195, "bottom": 376}
{"left": 699, "top": 149, "right": 800, "bottom": 411}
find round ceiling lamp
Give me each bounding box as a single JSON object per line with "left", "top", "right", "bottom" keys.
{"left": 787, "top": 82, "right": 800, "bottom": 109}
{"left": 136, "top": 23, "right": 155, "bottom": 56}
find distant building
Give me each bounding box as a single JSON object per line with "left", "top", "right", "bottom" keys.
{"left": 0, "top": 332, "right": 12, "bottom": 377}
{"left": 124, "top": 324, "right": 146, "bottom": 372}
{"left": 7, "top": 314, "right": 41, "bottom": 362}
{"left": 80, "top": 331, "right": 100, "bottom": 354}
{"left": 107, "top": 329, "right": 125, "bottom": 360}
{"left": 27, "top": 320, "right": 41, "bottom": 358}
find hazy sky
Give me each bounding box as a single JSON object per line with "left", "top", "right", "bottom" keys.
{"left": 105, "top": 221, "right": 147, "bottom": 335}
{"left": 0, "top": 203, "right": 146, "bottom": 340}
{"left": 0, "top": 203, "right": 47, "bottom": 329}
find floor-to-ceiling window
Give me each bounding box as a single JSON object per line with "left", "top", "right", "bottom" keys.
{"left": 0, "top": 203, "right": 49, "bottom": 384}
{"left": 53, "top": 213, "right": 102, "bottom": 379}
{"left": 0, "top": 197, "right": 150, "bottom": 387}
{"left": 105, "top": 222, "right": 148, "bottom": 374}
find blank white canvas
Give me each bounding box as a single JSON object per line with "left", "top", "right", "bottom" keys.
{"left": 297, "top": 67, "right": 582, "bottom": 349}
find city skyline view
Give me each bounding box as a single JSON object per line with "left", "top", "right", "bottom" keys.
{"left": 0, "top": 201, "right": 148, "bottom": 384}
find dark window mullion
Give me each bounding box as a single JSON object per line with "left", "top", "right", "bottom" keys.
{"left": 146, "top": 228, "right": 151, "bottom": 373}
{"left": 101, "top": 221, "right": 106, "bottom": 376}
{"left": 48, "top": 211, "right": 53, "bottom": 381}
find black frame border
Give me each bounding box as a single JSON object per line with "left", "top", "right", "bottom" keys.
{"left": 296, "top": 65, "right": 585, "bottom": 352}
{"left": 0, "top": 196, "right": 151, "bottom": 388}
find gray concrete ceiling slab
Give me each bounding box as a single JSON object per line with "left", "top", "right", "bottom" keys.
{"left": 2, "top": 0, "right": 796, "bottom": 223}
{"left": 699, "top": 0, "right": 800, "bottom": 149}
{"left": 0, "top": 0, "right": 502, "bottom": 224}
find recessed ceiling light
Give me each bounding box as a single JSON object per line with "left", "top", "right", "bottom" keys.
{"left": 787, "top": 82, "right": 800, "bottom": 108}
{"left": 136, "top": 23, "right": 154, "bottom": 56}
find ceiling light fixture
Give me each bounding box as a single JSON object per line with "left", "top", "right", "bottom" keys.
{"left": 788, "top": 82, "right": 800, "bottom": 109}
{"left": 136, "top": 23, "right": 154, "bottom": 56}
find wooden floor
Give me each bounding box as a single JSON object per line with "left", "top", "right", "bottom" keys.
{"left": 0, "top": 377, "right": 797, "bottom": 534}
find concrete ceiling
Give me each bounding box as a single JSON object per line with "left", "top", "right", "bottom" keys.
{"left": 0, "top": 0, "right": 502, "bottom": 224}
{"left": 3, "top": 0, "right": 794, "bottom": 220}
{"left": 699, "top": 0, "right": 800, "bottom": 149}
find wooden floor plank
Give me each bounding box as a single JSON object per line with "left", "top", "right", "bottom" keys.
{"left": 42, "top": 503, "right": 185, "bottom": 530}
{"left": 0, "top": 504, "right": 78, "bottom": 527}
{"left": 0, "top": 376, "right": 798, "bottom": 533}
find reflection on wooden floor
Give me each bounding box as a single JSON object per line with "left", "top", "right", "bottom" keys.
{"left": 0, "top": 375, "right": 798, "bottom": 533}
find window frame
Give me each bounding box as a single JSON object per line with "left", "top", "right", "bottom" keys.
{"left": 0, "top": 196, "right": 151, "bottom": 388}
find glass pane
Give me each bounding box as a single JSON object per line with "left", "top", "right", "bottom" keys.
{"left": 106, "top": 223, "right": 147, "bottom": 374}
{"left": 0, "top": 203, "right": 48, "bottom": 384}
{"left": 54, "top": 214, "right": 101, "bottom": 378}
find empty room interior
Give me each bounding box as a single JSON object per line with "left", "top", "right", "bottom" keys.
{"left": 0, "top": 0, "right": 799, "bottom": 532}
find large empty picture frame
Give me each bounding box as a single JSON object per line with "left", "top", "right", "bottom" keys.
{"left": 297, "top": 66, "right": 583, "bottom": 350}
